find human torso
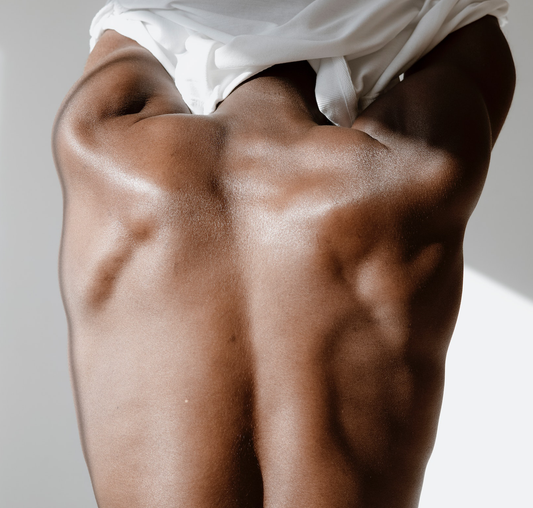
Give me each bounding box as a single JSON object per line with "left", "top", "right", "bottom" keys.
{"left": 56, "top": 34, "right": 469, "bottom": 508}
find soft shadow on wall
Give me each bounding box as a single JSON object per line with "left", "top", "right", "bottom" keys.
{"left": 464, "top": 3, "right": 533, "bottom": 299}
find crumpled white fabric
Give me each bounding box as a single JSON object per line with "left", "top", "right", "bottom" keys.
{"left": 90, "top": 0, "right": 508, "bottom": 127}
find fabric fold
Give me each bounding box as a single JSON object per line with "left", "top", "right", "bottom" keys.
{"left": 90, "top": 0, "right": 509, "bottom": 126}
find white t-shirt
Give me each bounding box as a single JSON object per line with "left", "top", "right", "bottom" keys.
{"left": 90, "top": 0, "right": 508, "bottom": 126}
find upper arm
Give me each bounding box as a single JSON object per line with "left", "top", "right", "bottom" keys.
{"left": 352, "top": 16, "right": 515, "bottom": 154}
{"left": 350, "top": 16, "right": 515, "bottom": 225}
{"left": 52, "top": 31, "right": 188, "bottom": 177}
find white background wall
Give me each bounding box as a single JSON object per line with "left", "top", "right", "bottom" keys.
{"left": 0, "top": 1, "right": 531, "bottom": 506}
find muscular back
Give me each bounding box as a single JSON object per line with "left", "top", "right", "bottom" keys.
{"left": 53, "top": 17, "right": 514, "bottom": 508}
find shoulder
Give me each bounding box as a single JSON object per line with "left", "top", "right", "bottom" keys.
{"left": 52, "top": 31, "right": 202, "bottom": 195}
{"left": 52, "top": 31, "right": 188, "bottom": 167}
{"left": 348, "top": 16, "right": 515, "bottom": 229}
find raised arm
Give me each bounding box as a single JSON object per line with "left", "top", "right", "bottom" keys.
{"left": 351, "top": 16, "right": 515, "bottom": 225}
{"left": 353, "top": 16, "right": 515, "bottom": 152}
{"left": 52, "top": 31, "right": 188, "bottom": 166}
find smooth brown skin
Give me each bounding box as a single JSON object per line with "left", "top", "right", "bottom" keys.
{"left": 53, "top": 16, "right": 514, "bottom": 508}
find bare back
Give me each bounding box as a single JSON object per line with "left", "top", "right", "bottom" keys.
{"left": 53, "top": 17, "right": 514, "bottom": 508}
